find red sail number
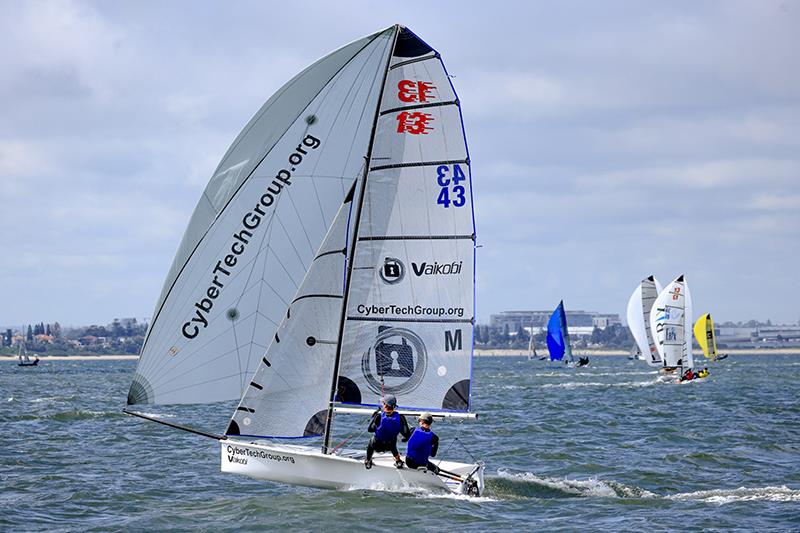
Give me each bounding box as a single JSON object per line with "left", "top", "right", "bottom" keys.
{"left": 396, "top": 111, "right": 434, "bottom": 135}
{"left": 398, "top": 80, "right": 436, "bottom": 103}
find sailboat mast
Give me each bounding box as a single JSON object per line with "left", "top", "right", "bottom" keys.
{"left": 321, "top": 25, "right": 401, "bottom": 455}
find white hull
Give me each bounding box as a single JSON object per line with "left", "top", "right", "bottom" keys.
{"left": 221, "top": 440, "right": 484, "bottom": 496}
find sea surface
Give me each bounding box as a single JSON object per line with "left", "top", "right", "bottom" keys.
{"left": 1, "top": 355, "right": 799, "bottom": 532}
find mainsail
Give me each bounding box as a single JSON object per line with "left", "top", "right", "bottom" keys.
{"left": 626, "top": 275, "right": 663, "bottom": 366}
{"left": 694, "top": 313, "right": 718, "bottom": 361}
{"left": 546, "top": 301, "right": 573, "bottom": 363}
{"left": 650, "top": 275, "right": 693, "bottom": 370}
{"left": 225, "top": 26, "right": 476, "bottom": 441}
{"left": 128, "top": 28, "right": 397, "bottom": 407}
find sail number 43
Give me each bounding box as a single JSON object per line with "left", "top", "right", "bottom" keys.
{"left": 436, "top": 164, "right": 467, "bottom": 208}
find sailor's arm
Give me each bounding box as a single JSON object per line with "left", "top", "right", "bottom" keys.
{"left": 430, "top": 434, "right": 439, "bottom": 457}
{"left": 399, "top": 414, "right": 412, "bottom": 440}
{"left": 367, "top": 410, "right": 380, "bottom": 433}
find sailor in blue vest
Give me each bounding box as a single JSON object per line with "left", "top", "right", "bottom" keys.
{"left": 364, "top": 394, "right": 411, "bottom": 469}
{"left": 404, "top": 412, "right": 440, "bottom": 473}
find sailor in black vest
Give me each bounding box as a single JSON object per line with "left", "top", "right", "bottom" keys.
{"left": 404, "top": 412, "right": 440, "bottom": 473}
{"left": 364, "top": 394, "right": 410, "bottom": 469}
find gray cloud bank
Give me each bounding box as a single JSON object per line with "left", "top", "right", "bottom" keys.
{"left": 1, "top": 1, "right": 798, "bottom": 325}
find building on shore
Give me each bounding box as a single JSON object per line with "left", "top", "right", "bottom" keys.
{"left": 489, "top": 310, "right": 621, "bottom": 334}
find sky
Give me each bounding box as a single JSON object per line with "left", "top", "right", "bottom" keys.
{"left": 1, "top": 0, "right": 798, "bottom": 328}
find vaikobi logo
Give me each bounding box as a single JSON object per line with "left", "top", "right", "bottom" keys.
{"left": 379, "top": 257, "right": 404, "bottom": 284}
{"left": 411, "top": 260, "right": 462, "bottom": 277}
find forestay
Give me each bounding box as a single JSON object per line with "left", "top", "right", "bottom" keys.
{"left": 626, "top": 276, "right": 663, "bottom": 367}
{"left": 650, "top": 275, "right": 694, "bottom": 370}
{"left": 127, "top": 28, "right": 396, "bottom": 407}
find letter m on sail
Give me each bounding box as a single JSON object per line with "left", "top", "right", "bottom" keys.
{"left": 445, "top": 329, "right": 462, "bottom": 352}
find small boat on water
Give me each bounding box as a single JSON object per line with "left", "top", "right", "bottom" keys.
{"left": 17, "top": 343, "right": 39, "bottom": 367}
{"left": 694, "top": 313, "right": 727, "bottom": 361}
{"left": 527, "top": 320, "right": 543, "bottom": 361}
{"left": 627, "top": 346, "right": 642, "bottom": 360}
{"left": 546, "top": 301, "right": 588, "bottom": 367}
{"left": 124, "top": 25, "right": 484, "bottom": 497}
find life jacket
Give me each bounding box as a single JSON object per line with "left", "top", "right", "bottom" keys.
{"left": 406, "top": 427, "right": 435, "bottom": 465}
{"left": 374, "top": 411, "right": 402, "bottom": 442}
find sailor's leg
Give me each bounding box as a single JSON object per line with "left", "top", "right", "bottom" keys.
{"left": 365, "top": 437, "right": 376, "bottom": 461}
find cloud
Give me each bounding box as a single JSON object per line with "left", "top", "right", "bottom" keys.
{"left": 0, "top": 1, "right": 799, "bottom": 326}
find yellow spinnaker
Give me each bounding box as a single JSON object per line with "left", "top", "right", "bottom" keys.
{"left": 693, "top": 313, "right": 718, "bottom": 361}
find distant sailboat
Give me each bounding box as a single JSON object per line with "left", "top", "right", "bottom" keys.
{"left": 694, "top": 313, "right": 727, "bottom": 361}
{"left": 650, "top": 275, "right": 694, "bottom": 378}
{"left": 626, "top": 275, "right": 663, "bottom": 366}
{"left": 627, "top": 345, "right": 642, "bottom": 360}
{"left": 527, "top": 320, "right": 542, "bottom": 361}
{"left": 17, "top": 342, "right": 39, "bottom": 367}
{"left": 124, "top": 25, "right": 483, "bottom": 496}
{"left": 546, "top": 301, "right": 588, "bottom": 367}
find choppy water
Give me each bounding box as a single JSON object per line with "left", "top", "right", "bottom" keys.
{"left": 1, "top": 355, "right": 799, "bottom": 531}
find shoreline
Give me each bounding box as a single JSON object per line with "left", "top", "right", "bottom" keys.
{"left": 473, "top": 348, "right": 800, "bottom": 357}
{"left": 2, "top": 347, "right": 799, "bottom": 362}
{"left": 0, "top": 355, "right": 139, "bottom": 362}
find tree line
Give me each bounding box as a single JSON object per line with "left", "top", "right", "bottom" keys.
{"left": 1, "top": 319, "right": 149, "bottom": 356}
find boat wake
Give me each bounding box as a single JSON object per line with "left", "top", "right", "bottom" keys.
{"left": 492, "top": 470, "right": 656, "bottom": 499}
{"left": 540, "top": 379, "right": 659, "bottom": 389}
{"left": 346, "top": 482, "right": 497, "bottom": 503}
{"left": 414, "top": 491, "right": 498, "bottom": 503}
{"left": 667, "top": 486, "right": 800, "bottom": 504}
{"left": 490, "top": 471, "right": 800, "bottom": 504}
{"left": 535, "top": 371, "right": 657, "bottom": 378}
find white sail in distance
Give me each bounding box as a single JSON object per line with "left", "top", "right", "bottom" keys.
{"left": 128, "top": 27, "right": 397, "bottom": 408}
{"left": 626, "top": 276, "right": 663, "bottom": 366}
{"left": 650, "top": 275, "right": 693, "bottom": 370}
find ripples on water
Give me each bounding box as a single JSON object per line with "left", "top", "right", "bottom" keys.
{"left": 1, "top": 355, "right": 798, "bottom": 531}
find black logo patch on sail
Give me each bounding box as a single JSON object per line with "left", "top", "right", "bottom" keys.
{"left": 379, "top": 257, "right": 404, "bottom": 284}
{"left": 361, "top": 326, "right": 427, "bottom": 395}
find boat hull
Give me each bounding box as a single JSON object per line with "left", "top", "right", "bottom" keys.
{"left": 221, "top": 440, "right": 484, "bottom": 496}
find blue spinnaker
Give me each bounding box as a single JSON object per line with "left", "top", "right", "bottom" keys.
{"left": 546, "top": 302, "right": 566, "bottom": 361}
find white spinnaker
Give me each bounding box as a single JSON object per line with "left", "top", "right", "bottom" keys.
{"left": 650, "top": 275, "right": 689, "bottom": 369}
{"left": 336, "top": 29, "right": 475, "bottom": 413}
{"left": 227, "top": 193, "right": 358, "bottom": 438}
{"left": 128, "top": 28, "right": 395, "bottom": 406}
{"left": 626, "top": 276, "right": 663, "bottom": 366}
